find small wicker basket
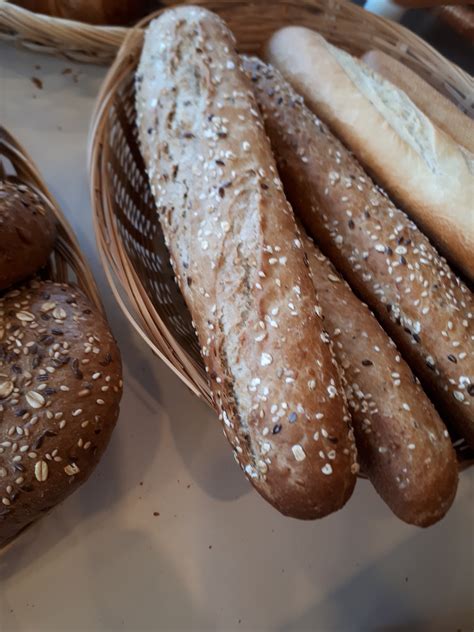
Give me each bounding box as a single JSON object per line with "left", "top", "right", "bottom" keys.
{"left": 0, "top": 125, "right": 107, "bottom": 550}
{"left": 88, "top": 0, "right": 474, "bottom": 469}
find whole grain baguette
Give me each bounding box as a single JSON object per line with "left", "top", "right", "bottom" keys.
{"left": 362, "top": 50, "right": 474, "bottom": 153}
{"left": 135, "top": 7, "right": 358, "bottom": 519}
{"left": 243, "top": 56, "right": 474, "bottom": 448}
{"left": 266, "top": 28, "right": 474, "bottom": 283}
{"left": 299, "top": 226, "right": 458, "bottom": 526}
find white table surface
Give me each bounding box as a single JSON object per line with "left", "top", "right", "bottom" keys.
{"left": 0, "top": 41, "right": 473, "bottom": 632}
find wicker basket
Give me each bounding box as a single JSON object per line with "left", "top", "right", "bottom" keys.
{"left": 1, "top": 126, "right": 103, "bottom": 311}
{"left": 0, "top": 125, "right": 107, "bottom": 550}
{"left": 88, "top": 0, "right": 474, "bottom": 469}
{"left": 0, "top": 0, "right": 127, "bottom": 63}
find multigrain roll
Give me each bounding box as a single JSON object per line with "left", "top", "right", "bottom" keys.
{"left": 135, "top": 7, "right": 358, "bottom": 519}
{"left": 243, "top": 56, "right": 474, "bottom": 448}
{"left": 266, "top": 28, "right": 474, "bottom": 283}
{"left": 0, "top": 280, "right": 122, "bottom": 547}
{"left": 300, "top": 227, "right": 458, "bottom": 526}
{"left": 0, "top": 180, "right": 56, "bottom": 290}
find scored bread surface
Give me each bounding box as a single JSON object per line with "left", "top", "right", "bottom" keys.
{"left": 135, "top": 6, "right": 358, "bottom": 519}
{"left": 244, "top": 55, "right": 474, "bottom": 448}
{"left": 266, "top": 28, "right": 474, "bottom": 283}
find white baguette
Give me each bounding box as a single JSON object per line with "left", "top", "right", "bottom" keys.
{"left": 362, "top": 50, "right": 474, "bottom": 154}
{"left": 266, "top": 28, "right": 474, "bottom": 283}
{"left": 135, "top": 7, "right": 358, "bottom": 519}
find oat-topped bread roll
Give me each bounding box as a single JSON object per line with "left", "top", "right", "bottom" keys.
{"left": 0, "top": 180, "right": 56, "bottom": 290}
{"left": 0, "top": 280, "right": 122, "bottom": 546}
{"left": 244, "top": 56, "right": 474, "bottom": 448}
{"left": 266, "top": 28, "right": 474, "bottom": 283}
{"left": 299, "top": 227, "right": 458, "bottom": 526}
{"left": 135, "top": 7, "right": 358, "bottom": 519}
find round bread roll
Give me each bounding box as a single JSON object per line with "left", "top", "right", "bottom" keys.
{"left": 0, "top": 280, "right": 122, "bottom": 547}
{"left": 13, "top": 0, "right": 152, "bottom": 25}
{"left": 0, "top": 180, "right": 56, "bottom": 291}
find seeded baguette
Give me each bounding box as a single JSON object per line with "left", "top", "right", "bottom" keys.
{"left": 244, "top": 56, "right": 474, "bottom": 448}
{"left": 299, "top": 226, "right": 458, "bottom": 526}
{"left": 266, "top": 28, "right": 474, "bottom": 283}
{"left": 0, "top": 280, "right": 122, "bottom": 547}
{"left": 135, "top": 7, "right": 358, "bottom": 519}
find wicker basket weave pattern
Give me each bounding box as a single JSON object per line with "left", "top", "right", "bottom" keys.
{"left": 0, "top": 0, "right": 127, "bottom": 63}
{"left": 89, "top": 0, "right": 474, "bottom": 467}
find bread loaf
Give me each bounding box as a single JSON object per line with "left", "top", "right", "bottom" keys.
{"left": 266, "top": 28, "right": 474, "bottom": 283}
{"left": 13, "top": 0, "right": 149, "bottom": 25}
{"left": 0, "top": 180, "right": 56, "bottom": 290}
{"left": 362, "top": 50, "right": 474, "bottom": 153}
{"left": 300, "top": 227, "right": 458, "bottom": 526}
{"left": 244, "top": 55, "right": 474, "bottom": 449}
{"left": 135, "top": 7, "right": 358, "bottom": 519}
{"left": 438, "top": 6, "right": 474, "bottom": 45}
{"left": 0, "top": 280, "right": 122, "bottom": 547}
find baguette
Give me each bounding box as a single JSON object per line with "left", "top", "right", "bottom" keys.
{"left": 244, "top": 56, "right": 474, "bottom": 448}
{"left": 362, "top": 50, "right": 474, "bottom": 153}
{"left": 266, "top": 28, "right": 474, "bottom": 283}
{"left": 135, "top": 7, "right": 358, "bottom": 519}
{"left": 300, "top": 227, "right": 458, "bottom": 526}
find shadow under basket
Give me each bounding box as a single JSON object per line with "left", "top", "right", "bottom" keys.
{"left": 88, "top": 0, "right": 474, "bottom": 472}
{"left": 0, "top": 126, "right": 106, "bottom": 550}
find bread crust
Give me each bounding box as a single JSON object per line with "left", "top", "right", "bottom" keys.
{"left": 362, "top": 50, "right": 474, "bottom": 154}
{"left": 244, "top": 55, "right": 474, "bottom": 448}
{"left": 0, "top": 280, "right": 122, "bottom": 546}
{"left": 0, "top": 180, "right": 56, "bottom": 291}
{"left": 13, "top": 0, "right": 144, "bottom": 25}
{"left": 300, "top": 226, "right": 458, "bottom": 526}
{"left": 266, "top": 28, "right": 474, "bottom": 283}
{"left": 136, "top": 7, "right": 358, "bottom": 519}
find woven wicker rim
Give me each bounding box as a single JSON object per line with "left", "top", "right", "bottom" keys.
{"left": 0, "top": 0, "right": 127, "bottom": 63}
{"left": 88, "top": 0, "right": 474, "bottom": 471}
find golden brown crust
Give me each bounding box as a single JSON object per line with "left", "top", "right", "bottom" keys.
{"left": 299, "top": 227, "right": 458, "bottom": 526}
{"left": 243, "top": 56, "right": 474, "bottom": 450}
{"left": 13, "top": 0, "right": 145, "bottom": 25}
{"left": 135, "top": 7, "right": 358, "bottom": 519}
{"left": 0, "top": 280, "right": 122, "bottom": 546}
{"left": 266, "top": 28, "right": 474, "bottom": 284}
{"left": 0, "top": 180, "right": 56, "bottom": 291}
{"left": 361, "top": 50, "right": 474, "bottom": 154}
